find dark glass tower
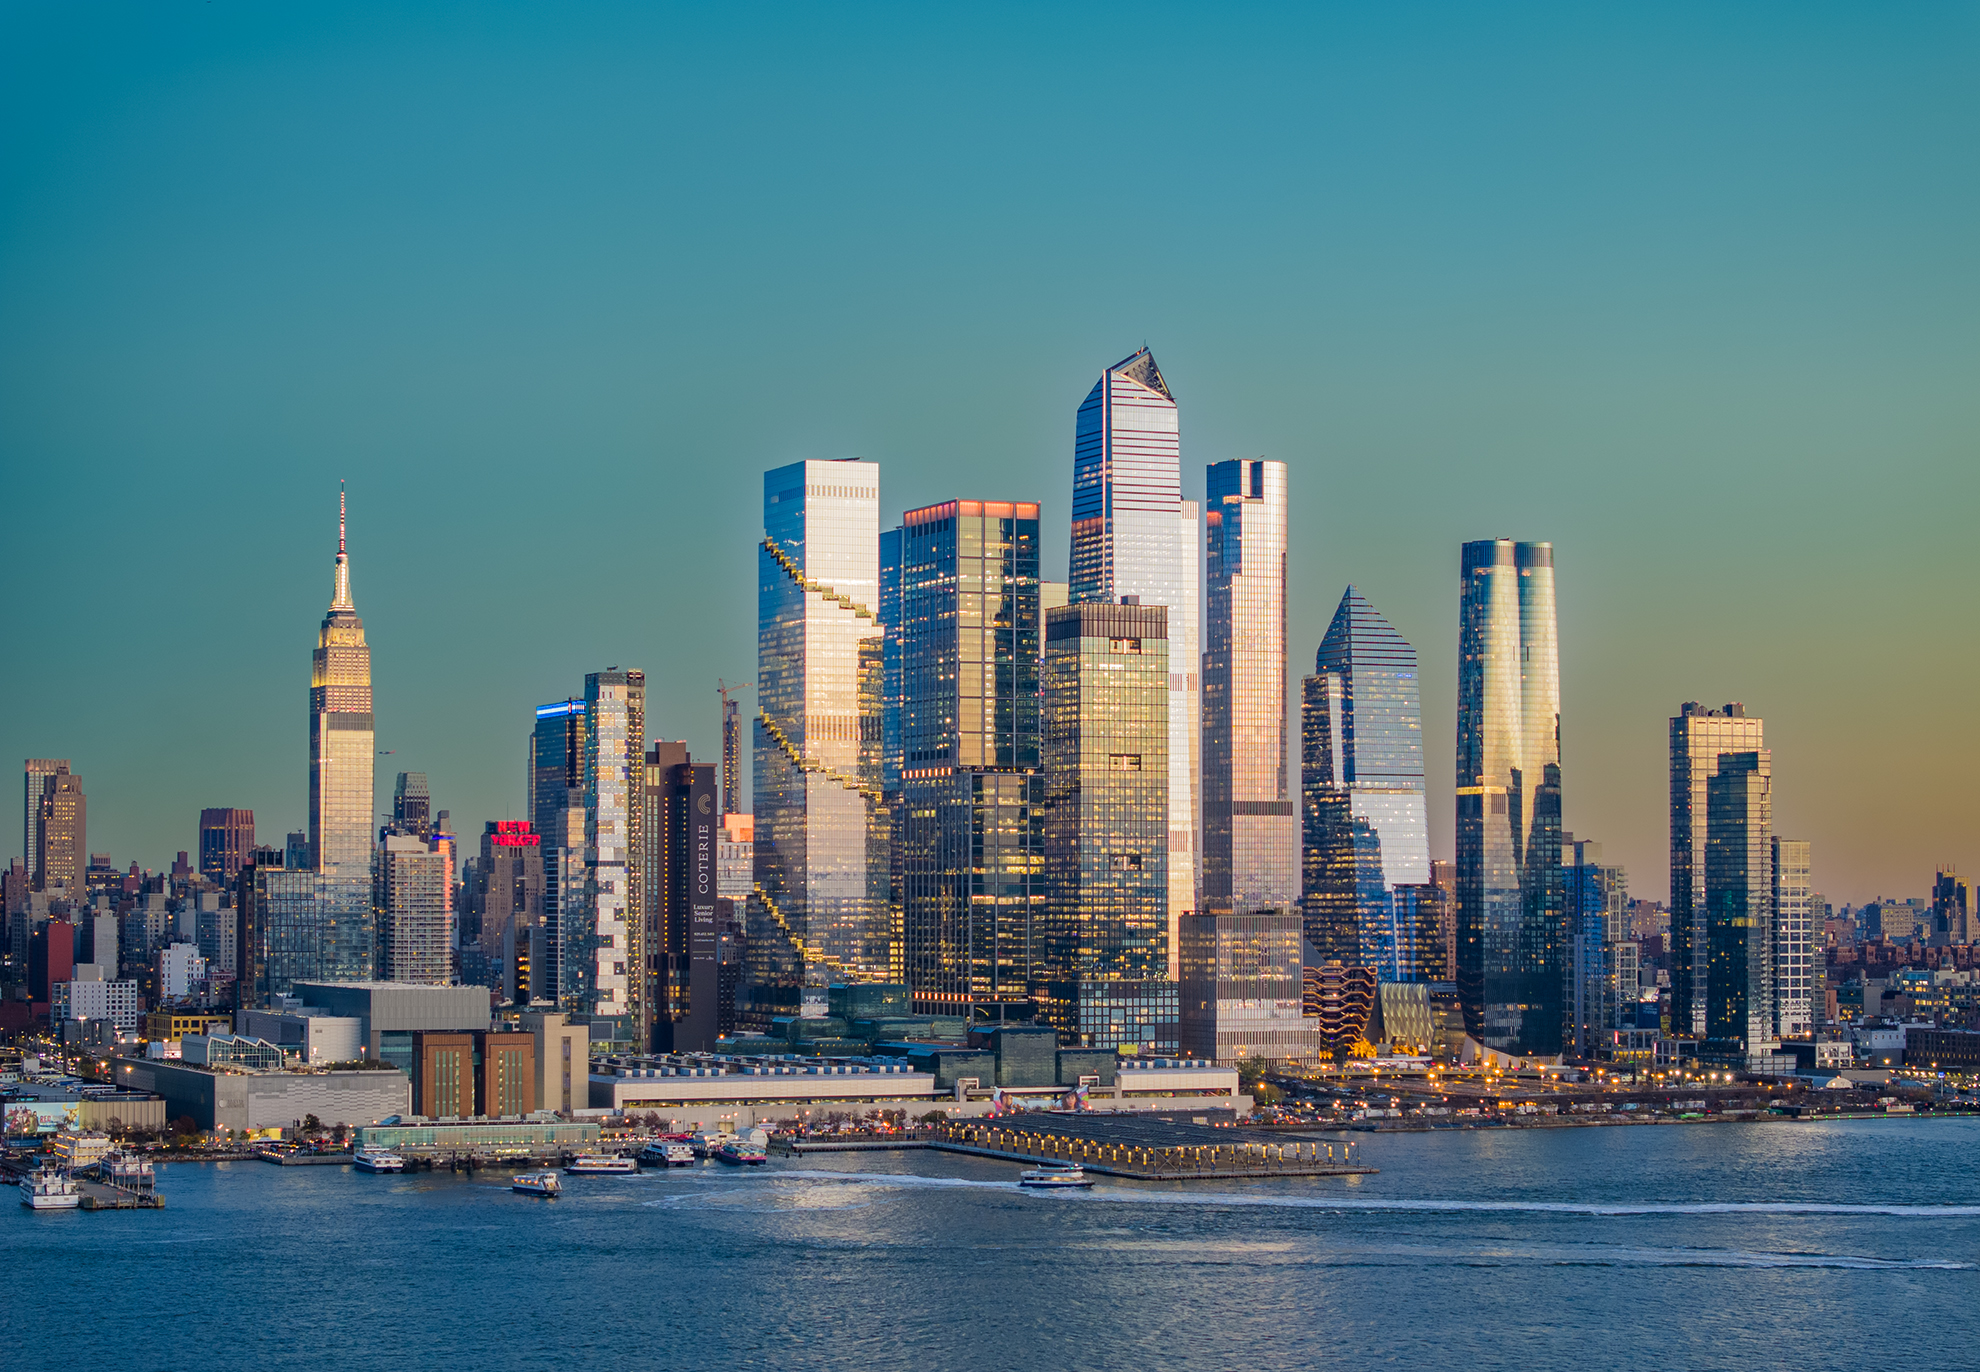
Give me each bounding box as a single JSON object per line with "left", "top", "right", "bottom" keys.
{"left": 1456, "top": 540, "right": 1562, "bottom": 1056}
{"left": 531, "top": 698, "right": 586, "bottom": 1006}
{"left": 892, "top": 499, "right": 1044, "bottom": 1022}
{"left": 1707, "top": 751, "right": 1774, "bottom": 1055}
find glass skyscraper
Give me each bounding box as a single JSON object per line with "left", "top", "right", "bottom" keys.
{"left": 1561, "top": 833, "right": 1628, "bottom": 1055}
{"left": 888, "top": 500, "right": 1044, "bottom": 1022}
{"left": 1707, "top": 750, "right": 1774, "bottom": 1056}
{"left": 1456, "top": 539, "right": 1562, "bottom": 1056}
{"left": 753, "top": 460, "right": 892, "bottom": 1018}
{"left": 583, "top": 669, "right": 644, "bottom": 1039}
{"left": 1202, "top": 459, "right": 1296, "bottom": 917}
{"left": 1040, "top": 601, "right": 1175, "bottom": 1050}
{"left": 1669, "top": 702, "right": 1765, "bottom": 1040}
{"left": 1301, "top": 586, "right": 1433, "bottom": 980}
{"left": 530, "top": 697, "right": 586, "bottom": 1006}
{"left": 1069, "top": 350, "right": 1200, "bottom": 971}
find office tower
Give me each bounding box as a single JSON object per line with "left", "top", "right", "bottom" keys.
{"left": 1301, "top": 586, "right": 1433, "bottom": 981}
{"left": 1933, "top": 866, "right": 1971, "bottom": 943}
{"left": 1429, "top": 860, "right": 1458, "bottom": 981}
{"left": 644, "top": 744, "right": 719, "bottom": 1051}
{"left": 1706, "top": 751, "right": 1773, "bottom": 1055}
{"left": 1670, "top": 702, "right": 1766, "bottom": 1039}
{"left": 473, "top": 821, "right": 544, "bottom": 1002}
{"left": 1455, "top": 539, "right": 1563, "bottom": 1056}
{"left": 719, "top": 686, "right": 745, "bottom": 818}
{"left": 1561, "top": 834, "right": 1628, "bottom": 1057}
{"left": 375, "top": 833, "right": 452, "bottom": 984}
{"left": 1039, "top": 601, "right": 1175, "bottom": 1050}
{"left": 753, "top": 459, "right": 890, "bottom": 1017}
{"left": 583, "top": 669, "right": 644, "bottom": 1036}
{"left": 308, "top": 488, "right": 374, "bottom": 878}
{"left": 531, "top": 698, "right": 586, "bottom": 1005}
{"left": 23, "top": 759, "right": 68, "bottom": 887}
{"left": 1202, "top": 459, "right": 1296, "bottom": 920}
{"left": 1179, "top": 910, "right": 1318, "bottom": 1063}
{"left": 285, "top": 831, "right": 311, "bottom": 870}
{"left": 391, "top": 773, "right": 432, "bottom": 838}
{"left": 1068, "top": 350, "right": 1200, "bottom": 968}
{"left": 198, "top": 809, "right": 255, "bottom": 884}
{"left": 1773, "top": 838, "right": 1814, "bottom": 1038}
{"left": 890, "top": 499, "right": 1045, "bottom": 1023}
{"left": 34, "top": 768, "right": 86, "bottom": 893}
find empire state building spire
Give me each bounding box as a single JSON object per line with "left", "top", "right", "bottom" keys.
{"left": 332, "top": 482, "right": 354, "bottom": 610}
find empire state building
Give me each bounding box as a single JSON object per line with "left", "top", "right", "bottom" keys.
{"left": 309, "top": 488, "right": 375, "bottom": 875}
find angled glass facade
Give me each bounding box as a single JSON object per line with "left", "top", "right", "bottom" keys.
{"left": 1040, "top": 602, "right": 1172, "bottom": 1047}
{"left": 1456, "top": 539, "right": 1563, "bottom": 1056}
{"left": 1202, "top": 459, "right": 1296, "bottom": 917}
{"left": 891, "top": 500, "right": 1044, "bottom": 1021}
{"left": 530, "top": 698, "right": 586, "bottom": 1005}
{"left": 1069, "top": 349, "right": 1199, "bottom": 967}
{"left": 753, "top": 460, "right": 891, "bottom": 1019}
{"left": 1300, "top": 586, "right": 1432, "bottom": 981}
{"left": 1669, "top": 702, "right": 1765, "bottom": 1039}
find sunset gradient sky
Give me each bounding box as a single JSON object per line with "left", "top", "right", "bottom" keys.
{"left": 2, "top": 3, "right": 1974, "bottom": 903}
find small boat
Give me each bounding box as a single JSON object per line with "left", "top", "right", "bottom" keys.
{"left": 352, "top": 1148, "right": 406, "bottom": 1174}
{"left": 511, "top": 1171, "right": 561, "bottom": 1198}
{"left": 563, "top": 1154, "right": 639, "bottom": 1175}
{"left": 1019, "top": 1164, "right": 1093, "bottom": 1189}
{"left": 639, "top": 1139, "right": 696, "bottom": 1168}
{"left": 20, "top": 1165, "right": 82, "bottom": 1210}
{"left": 712, "top": 1139, "right": 768, "bottom": 1166}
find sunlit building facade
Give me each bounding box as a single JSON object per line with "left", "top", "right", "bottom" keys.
{"left": 1670, "top": 702, "right": 1766, "bottom": 1039}
{"left": 1456, "top": 539, "right": 1563, "bottom": 1056}
{"left": 1039, "top": 602, "right": 1174, "bottom": 1049}
{"left": 888, "top": 500, "right": 1045, "bottom": 1022}
{"left": 1301, "top": 586, "right": 1433, "bottom": 981}
{"left": 1772, "top": 837, "right": 1813, "bottom": 1039}
{"left": 753, "top": 460, "right": 892, "bottom": 1018}
{"left": 1069, "top": 349, "right": 1200, "bottom": 971}
{"left": 1201, "top": 458, "right": 1296, "bottom": 918}
{"left": 309, "top": 489, "right": 375, "bottom": 879}
{"left": 1179, "top": 910, "right": 1319, "bottom": 1064}
{"left": 375, "top": 833, "right": 453, "bottom": 984}
{"left": 584, "top": 669, "right": 644, "bottom": 1039}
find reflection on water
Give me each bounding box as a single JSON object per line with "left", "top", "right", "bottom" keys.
{"left": 5, "top": 1118, "right": 1977, "bottom": 1371}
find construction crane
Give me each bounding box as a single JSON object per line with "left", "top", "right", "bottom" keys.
{"left": 716, "top": 679, "right": 754, "bottom": 818}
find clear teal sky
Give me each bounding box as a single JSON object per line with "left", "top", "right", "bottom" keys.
{"left": 2, "top": 3, "right": 1974, "bottom": 903}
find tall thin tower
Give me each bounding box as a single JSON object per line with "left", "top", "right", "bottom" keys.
{"left": 1070, "top": 349, "right": 1200, "bottom": 975}
{"left": 718, "top": 680, "right": 749, "bottom": 818}
{"left": 309, "top": 486, "right": 374, "bottom": 878}
{"left": 1455, "top": 539, "right": 1562, "bottom": 1056}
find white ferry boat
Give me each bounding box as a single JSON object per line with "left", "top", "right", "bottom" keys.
{"left": 712, "top": 1139, "right": 768, "bottom": 1166}
{"left": 352, "top": 1148, "right": 406, "bottom": 1174}
{"left": 1019, "top": 1164, "right": 1093, "bottom": 1189}
{"left": 511, "top": 1171, "right": 561, "bottom": 1198}
{"left": 563, "top": 1154, "right": 639, "bottom": 1175}
{"left": 639, "top": 1139, "right": 696, "bottom": 1168}
{"left": 102, "top": 1152, "right": 157, "bottom": 1191}
{"left": 20, "top": 1165, "right": 83, "bottom": 1209}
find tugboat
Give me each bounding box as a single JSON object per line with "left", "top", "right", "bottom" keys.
{"left": 1018, "top": 1164, "right": 1093, "bottom": 1189}
{"left": 510, "top": 1171, "right": 562, "bottom": 1198}
{"left": 20, "top": 1165, "right": 83, "bottom": 1210}
{"left": 562, "top": 1153, "right": 639, "bottom": 1175}
{"left": 352, "top": 1148, "right": 406, "bottom": 1174}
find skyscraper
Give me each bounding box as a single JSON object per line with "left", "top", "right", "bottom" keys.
{"left": 34, "top": 768, "right": 86, "bottom": 894}
{"left": 1931, "top": 866, "right": 1969, "bottom": 943}
{"left": 1179, "top": 910, "right": 1318, "bottom": 1064}
{"left": 1772, "top": 837, "right": 1813, "bottom": 1038}
{"left": 753, "top": 459, "right": 891, "bottom": 1017}
{"left": 1455, "top": 539, "right": 1563, "bottom": 1056}
{"left": 1202, "top": 458, "right": 1296, "bottom": 918}
{"left": 309, "top": 487, "right": 375, "bottom": 879}
{"left": 1069, "top": 350, "right": 1200, "bottom": 969}
{"left": 644, "top": 743, "right": 719, "bottom": 1051}
{"left": 23, "top": 759, "right": 68, "bottom": 888}
{"left": 1039, "top": 601, "right": 1174, "bottom": 1051}
{"left": 1301, "top": 586, "right": 1433, "bottom": 980}
{"left": 584, "top": 669, "right": 644, "bottom": 1038}
{"left": 375, "top": 832, "right": 452, "bottom": 984}
{"left": 471, "top": 820, "right": 544, "bottom": 1003}
{"left": 391, "top": 773, "right": 432, "bottom": 838}
{"left": 890, "top": 499, "right": 1045, "bottom": 1022}
{"left": 1707, "top": 751, "right": 1773, "bottom": 1055}
{"left": 1561, "top": 834, "right": 1628, "bottom": 1057}
{"left": 719, "top": 686, "right": 745, "bottom": 819}
{"left": 530, "top": 698, "right": 586, "bottom": 1005}
{"left": 198, "top": 808, "right": 255, "bottom": 885}
{"left": 1670, "top": 702, "right": 1765, "bottom": 1039}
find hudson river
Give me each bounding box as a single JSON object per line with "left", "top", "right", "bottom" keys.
{"left": 10, "top": 1118, "right": 1979, "bottom": 1370}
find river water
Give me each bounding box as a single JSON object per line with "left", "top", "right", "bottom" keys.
{"left": 9, "top": 1117, "right": 1978, "bottom": 1370}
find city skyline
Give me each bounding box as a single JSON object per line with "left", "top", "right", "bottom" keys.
{"left": 3, "top": 8, "right": 1974, "bottom": 904}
